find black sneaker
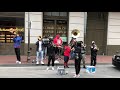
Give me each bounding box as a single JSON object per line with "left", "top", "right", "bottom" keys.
{"left": 83, "top": 66, "right": 86, "bottom": 69}
{"left": 67, "top": 66, "right": 69, "bottom": 68}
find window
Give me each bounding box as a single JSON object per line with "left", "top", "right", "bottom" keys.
{"left": 0, "top": 16, "right": 24, "bottom": 43}
{"left": 44, "top": 12, "right": 68, "bottom": 17}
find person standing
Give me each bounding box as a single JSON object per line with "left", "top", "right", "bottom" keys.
{"left": 90, "top": 41, "right": 99, "bottom": 66}
{"left": 53, "top": 34, "right": 63, "bottom": 57}
{"left": 42, "top": 36, "right": 49, "bottom": 60}
{"left": 13, "top": 32, "right": 22, "bottom": 64}
{"left": 80, "top": 41, "right": 86, "bottom": 68}
{"left": 63, "top": 43, "right": 71, "bottom": 68}
{"left": 46, "top": 39, "right": 56, "bottom": 70}
{"left": 72, "top": 41, "right": 82, "bottom": 78}
{"left": 35, "top": 36, "right": 44, "bottom": 65}
{"left": 70, "top": 38, "right": 77, "bottom": 60}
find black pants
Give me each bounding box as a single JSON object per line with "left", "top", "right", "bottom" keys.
{"left": 48, "top": 55, "right": 55, "bottom": 66}
{"left": 14, "top": 48, "right": 21, "bottom": 61}
{"left": 75, "top": 58, "right": 81, "bottom": 75}
{"left": 91, "top": 55, "right": 97, "bottom": 66}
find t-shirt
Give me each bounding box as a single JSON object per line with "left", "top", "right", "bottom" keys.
{"left": 39, "top": 41, "right": 42, "bottom": 51}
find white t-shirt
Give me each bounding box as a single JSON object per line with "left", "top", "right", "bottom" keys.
{"left": 39, "top": 41, "right": 42, "bottom": 51}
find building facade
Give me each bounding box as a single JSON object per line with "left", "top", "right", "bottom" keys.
{"left": 0, "top": 12, "right": 120, "bottom": 56}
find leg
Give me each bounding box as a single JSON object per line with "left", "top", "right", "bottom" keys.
{"left": 93, "top": 55, "right": 97, "bottom": 66}
{"left": 75, "top": 59, "right": 79, "bottom": 75}
{"left": 14, "top": 48, "right": 18, "bottom": 60}
{"left": 52, "top": 55, "right": 55, "bottom": 66}
{"left": 45, "top": 47, "right": 47, "bottom": 59}
{"left": 36, "top": 51, "right": 40, "bottom": 64}
{"left": 40, "top": 51, "right": 44, "bottom": 64}
{"left": 17, "top": 48, "right": 21, "bottom": 61}
{"left": 91, "top": 56, "right": 94, "bottom": 66}
{"left": 48, "top": 56, "right": 52, "bottom": 66}
{"left": 64, "top": 56, "right": 68, "bottom": 68}
{"left": 66, "top": 56, "right": 69, "bottom": 68}
{"left": 82, "top": 54, "right": 86, "bottom": 68}
{"left": 77, "top": 58, "right": 81, "bottom": 75}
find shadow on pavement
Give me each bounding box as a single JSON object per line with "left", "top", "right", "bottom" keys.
{"left": 112, "top": 66, "right": 120, "bottom": 71}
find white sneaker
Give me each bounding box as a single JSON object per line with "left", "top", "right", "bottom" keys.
{"left": 41, "top": 61, "right": 44, "bottom": 65}
{"left": 36, "top": 61, "right": 39, "bottom": 65}
{"left": 18, "top": 61, "right": 21, "bottom": 64}
{"left": 73, "top": 74, "right": 77, "bottom": 78}
{"left": 46, "top": 67, "right": 50, "bottom": 70}
{"left": 76, "top": 74, "right": 80, "bottom": 77}
{"left": 16, "top": 61, "right": 19, "bottom": 64}
{"left": 52, "top": 67, "right": 54, "bottom": 70}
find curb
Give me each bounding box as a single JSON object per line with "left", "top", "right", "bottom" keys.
{"left": 0, "top": 63, "right": 112, "bottom": 67}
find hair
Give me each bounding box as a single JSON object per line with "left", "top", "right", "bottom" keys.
{"left": 39, "top": 36, "right": 42, "bottom": 38}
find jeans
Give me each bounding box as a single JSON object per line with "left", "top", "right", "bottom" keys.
{"left": 36, "top": 51, "right": 43, "bottom": 62}
{"left": 81, "top": 54, "right": 86, "bottom": 67}
{"left": 70, "top": 51, "right": 75, "bottom": 59}
{"left": 43, "top": 47, "right": 47, "bottom": 59}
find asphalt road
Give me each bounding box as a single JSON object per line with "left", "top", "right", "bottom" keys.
{"left": 0, "top": 64, "right": 120, "bottom": 78}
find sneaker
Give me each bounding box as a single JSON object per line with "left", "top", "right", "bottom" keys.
{"left": 36, "top": 61, "right": 39, "bottom": 65}
{"left": 76, "top": 74, "right": 80, "bottom": 77}
{"left": 52, "top": 67, "right": 54, "bottom": 70}
{"left": 16, "top": 61, "right": 19, "bottom": 64}
{"left": 67, "top": 66, "right": 69, "bottom": 68}
{"left": 73, "top": 74, "right": 77, "bottom": 78}
{"left": 41, "top": 61, "right": 44, "bottom": 65}
{"left": 46, "top": 67, "right": 50, "bottom": 70}
{"left": 83, "top": 66, "right": 86, "bottom": 69}
{"left": 18, "top": 61, "right": 21, "bottom": 64}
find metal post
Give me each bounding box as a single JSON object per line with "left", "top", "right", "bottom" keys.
{"left": 84, "top": 12, "right": 87, "bottom": 44}
{"left": 27, "top": 12, "right": 31, "bottom": 62}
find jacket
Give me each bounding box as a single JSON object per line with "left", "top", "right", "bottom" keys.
{"left": 47, "top": 43, "right": 56, "bottom": 56}
{"left": 13, "top": 36, "right": 22, "bottom": 48}
{"left": 74, "top": 45, "right": 82, "bottom": 60}
{"left": 64, "top": 46, "right": 71, "bottom": 57}
{"left": 36, "top": 40, "right": 44, "bottom": 52}
{"left": 90, "top": 44, "right": 98, "bottom": 56}
{"left": 53, "top": 35, "right": 63, "bottom": 46}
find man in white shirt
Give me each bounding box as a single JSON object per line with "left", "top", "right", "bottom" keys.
{"left": 35, "top": 36, "right": 44, "bottom": 65}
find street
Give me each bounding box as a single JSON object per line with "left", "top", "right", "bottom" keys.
{"left": 0, "top": 64, "right": 120, "bottom": 78}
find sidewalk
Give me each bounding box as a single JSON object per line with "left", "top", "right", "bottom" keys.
{"left": 0, "top": 55, "right": 112, "bottom": 65}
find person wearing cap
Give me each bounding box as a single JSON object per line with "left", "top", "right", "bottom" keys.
{"left": 80, "top": 41, "right": 86, "bottom": 68}
{"left": 13, "top": 32, "right": 22, "bottom": 64}
{"left": 90, "top": 41, "right": 99, "bottom": 66}
{"left": 35, "top": 36, "right": 44, "bottom": 65}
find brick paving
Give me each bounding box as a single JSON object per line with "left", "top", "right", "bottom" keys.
{"left": 0, "top": 55, "right": 112, "bottom": 65}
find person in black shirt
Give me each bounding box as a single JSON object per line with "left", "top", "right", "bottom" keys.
{"left": 42, "top": 36, "right": 50, "bottom": 60}
{"left": 46, "top": 39, "right": 56, "bottom": 70}
{"left": 72, "top": 41, "right": 82, "bottom": 78}
{"left": 90, "top": 41, "right": 99, "bottom": 66}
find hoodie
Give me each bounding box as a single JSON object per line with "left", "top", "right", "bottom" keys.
{"left": 13, "top": 36, "right": 22, "bottom": 48}
{"left": 64, "top": 46, "right": 71, "bottom": 57}
{"left": 53, "top": 35, "right": 62, "bottom": 46}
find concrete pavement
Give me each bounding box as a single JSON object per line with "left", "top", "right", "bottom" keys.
{"left": 0, "top": 55, "right": 112, "bottom": 66}
{"left": 0, "top": 64, "right": 119, "bottom": 78}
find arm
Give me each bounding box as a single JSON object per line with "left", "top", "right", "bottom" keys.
{"left": 35, "top": 41, "right": 38, "bottom": 45}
